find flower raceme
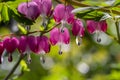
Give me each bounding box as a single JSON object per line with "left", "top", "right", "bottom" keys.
{"left": 87, "top": 20, "right": 107, "bottom": 42}
{"left": 0, "top": 36, "right": 50, "bottom": 64}
{"left": 18, "top": 1, "right": 40, "bottom": 20}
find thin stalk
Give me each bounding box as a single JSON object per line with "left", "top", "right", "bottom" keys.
{"left": 4, "top": 54, "right": 27, "bottom": 80}
{"left": 115, "top": 21, "right": 120, "bottom": 43}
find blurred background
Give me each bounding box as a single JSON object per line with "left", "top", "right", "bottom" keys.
{"left": 1, "top": 0, "right": 120, "bottom": 80}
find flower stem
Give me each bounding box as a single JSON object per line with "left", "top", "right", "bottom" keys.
{"left": 115, "top": 21, "right": 120, "bottom": 43}
{"left": 4, "top": 54, "right": 27, "bottom": 80}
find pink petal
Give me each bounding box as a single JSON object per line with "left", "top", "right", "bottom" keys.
{"left": 98, "top": 20, "right": 107, "bottom": 32}
{"left": 50, "top": 28, "right": 59, "bottom": 45}
{"left": 18, "top": 36, "right": 27, "bottom": 54}
{"left": 37, "top": 36, "right": 50, "bottom": 53}
{"left": 0, "top": 42, "right": 4, "bottom": 64}
{"left": 3, "top": 37, "right": 19, "bottom": 53}
{"left": 53, "top": 4, "right": 65, "bottom": 22}
{"left": 18, "top": 2, "right": 40, "bottom": 20}
{"left": 60, "top": 27, "right": 70, "bottom": 44}
{"left": 65, "top": 5, "right": 74, "bottom": 24}
{"left": 27, "top": 36, "right": 39, "bottom": 53}
{"left": 79, "top": 26, "right": 85, "bottom": 37}
{"left": 33, "top": 0, "right": 52, "bottom": 16}
{"left": 72, "top": 19, "right": 83, "bottom": 36}
{"left": 87, "top": 20, "right": 97, "bottom": 34}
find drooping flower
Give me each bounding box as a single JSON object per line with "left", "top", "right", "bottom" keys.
{"left": 27, "top": 36, "right": 50, "bottom": 54}
{"left": 37, "top": 36, "right": 50, "bottom": 54}
{"left": 53, "top": 4, "right": 74, "bottom": 23}
{"left": 27, "top": 36, "right": 50, "bottom": 63}
{"left": 72, "top": 19, "right": 85, "bottom": 45}
{"left": 87, "top": 20, "right": 107, "bottom": 42}
{"left": 18, "top": 1, "right": 40, "bottom": 20}
{"left": 50, "top": 27, "right": 70, "bottom": 54}
{"left": 32, "top": 0, "right": 52, "bottom": 16}
{"left": 3, "top": 37, "right": 19, "bottom": 62}
{"left": 0, "top": 42, "right": 4, "bottom": 64}
{"left": 18, "top": 36, "right": 27, "bottom": 55}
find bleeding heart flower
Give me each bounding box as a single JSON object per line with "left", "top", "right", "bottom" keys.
{"left": 18, "top": 1, "right": 40, "bottom": 20}
{"left": 32, "top": 0, "right": 52, "bottom": 16}
{"left": 72, "top": 19, "right": 85, "bottom": 45}
{"left": 37, "top": 36, "right": 50, "bottom": 54}
{"left": 87, "top": 20, "right": 107, "bottom": 42}
{"left": 18, "top": 36, "right": 27, "bottom": 55}
{"left": 0, "top": 42, "right": 4, "bottom": 64}
{"left": 53, "top": 4, "right": 74, "bottom": 23}
{"left": 3, "top": 37, "right": 19, "bottom": 62}
{"left": 27, "top": 36, "right": 39, "bottom": 53}
{"left": 50, "top": 27, "right": 70, "bottom": 54}
{"left": 27, "top": 36, "right": 50, "bottom": 54}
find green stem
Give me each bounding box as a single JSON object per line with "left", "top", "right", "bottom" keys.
{"left": 115, "top": 21, "right": 120, "bottom": 43}
{"left": 4, "top": 54, "right": 27, "bottom": 80}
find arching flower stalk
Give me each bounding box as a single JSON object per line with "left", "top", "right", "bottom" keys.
{"left": 87, "top": 20, "right": 107, "bottom": 42}
{"left": 50, "top": 27, "right": 70, "bottom": 54}
{"left": 72, "top": 19, "right": 85, "bottom": 46}
{"left": 53, "top": 4, "right": 74, "bottom": 32}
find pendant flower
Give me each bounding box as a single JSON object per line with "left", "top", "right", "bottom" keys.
{"left": 27, "top": 36, "right": 50, "bottom": 54}
{"left": 32, "top": 0, "right": 52, "bottom": 16}
{"left": 18, "top": 36, "right": 27, "bottom": 55}
{"left": 87, "top": 20, "right": 107, "bottom": 42}
{"left": 18, "top": 1, "right": 40, "bottom": 20}
{"left": 50, "top": 27, "right": 70, "bottom": 54}
{"left": 72, "top": 19, "right": 85, "bottom": 45}
{"left": 53, "top": 4, "right": 74, "bottom": 23}
{"left": 3, "top": 37, "right": 19, "bottom": 62}
{"left": 0, "top": 42, "right": 4, "bottom": 64}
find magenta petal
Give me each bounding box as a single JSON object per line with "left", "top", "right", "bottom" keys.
{"left": 27, "top": 36, "right": 39, "bottom": 53}
{"left": 53, "top": 4, "right": 65, "bottom": 22}
{"left": 18, "top": 36, "right": 27, "bottom": 54}
{"left": 3, "top": 37, "right": 19, "bottom": 53}
{"left": 33, "top": 0, "right": 52, "bottom": 16}
{"left": 42, "top": 0, "right": 52, "bottom": 16}
{"left": 79, "top": 26, "right": 85, "bottom": 37}
{"left": 37, "top": 36, "right": 50, "bottom": 53}
{"left": 87, "top": 20, "right": 97, "bottom": 34}
{"left": 98, "top": 20, "right": 107, "bottom": 32}
{"left": 72, "top": 19, "right": 83, "bottom": 36}
{"left": 18, "top": 2, "right": 40, "bottom": 20}
{"left": 60, "top": 27, "right": 70, "bottom": 44}
{"left": 0, "top": 42, "right": 4, "bottom": 64}
{"left": 50, "top": 28, "right": 59, "bottom": 45}
{"left": 65, "top": 5, "right": 74, "bottom": 24}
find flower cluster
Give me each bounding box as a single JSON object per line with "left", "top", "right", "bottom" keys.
{"left": 0, "top": 36, "right": 50, "bottom": 64}
{"left": 0, "top": 0, "right": 108, "bottom": 64}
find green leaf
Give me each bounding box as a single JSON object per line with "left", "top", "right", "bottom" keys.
{"left": 17, "top": 24, "right": 27, "bottom": 34}
{"left": 20, "top": 60, "right": 30, "bottom": 72}
{"left": 1, "top": 4, "right": 10, "bottom": 23}
{"left": 76, "top": 10, "right": 104, "bottom": 21}
{"left": 46, "top": 18, "right": 55, "bottom": 30}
